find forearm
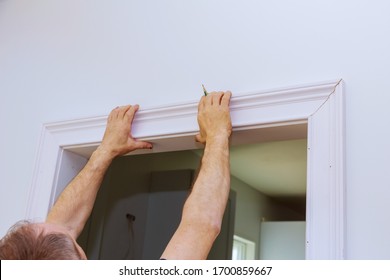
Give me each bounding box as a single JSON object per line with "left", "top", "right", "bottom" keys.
{"left": 161, "top": 137, "right": 230, "bottom": 259}
{"left": 46, "top": 147, "right": 114, "bottom": 238}
{"left": 183, "top": 137, "right": 230, "bottom": 230}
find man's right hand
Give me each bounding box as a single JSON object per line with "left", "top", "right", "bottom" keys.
{"left": 195, "top": 91, "right": 232, "bottom": 144}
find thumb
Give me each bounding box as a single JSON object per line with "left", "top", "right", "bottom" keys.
{"left": 133, "top": 141, "right": 153, "bottom": 150}
{"left": 195, "top": 134, "right": 205, "bottom": 144}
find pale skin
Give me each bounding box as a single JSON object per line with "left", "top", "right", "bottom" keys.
{"left": 161, "top": 91, "right": 232, "bottom": 259}
{"left": 42, "top": 91, "right": 232, "bottom": 260}
{"left": 44, "top": 105, "right": 152, "bottom": 258}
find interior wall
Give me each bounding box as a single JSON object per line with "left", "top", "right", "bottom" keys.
{"left": 1, "top": 0, "right": 390, "bottom": 259}
{"left": 260, "top": 221, "right": 306, "bottom": 260}
{"left": 231, "top": 176, "right": 304, "bottom": 259}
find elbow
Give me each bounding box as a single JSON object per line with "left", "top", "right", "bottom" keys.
{"left": 182, "top": 212, "right": 222, "bottom": 240}
{"left": 197, "top": 217, "right": 222, "bottom": 240}
{"left": 181, "top": 203, "right": 224, "bottom": 240}
{"left": 208, "top": 220, "right": 222, "bottom": 239}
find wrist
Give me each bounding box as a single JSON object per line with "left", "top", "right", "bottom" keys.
{"left": 205, "top": 135, "right": 230, "bottom": 149}
{"left": 205, "top": 132, "right": 230, "bottom": 144}
{"left": 202, "top": 135, "right": 230, "bottom": 168}
{"left": 93, "top": 146, "right": 117, "bottom": 164}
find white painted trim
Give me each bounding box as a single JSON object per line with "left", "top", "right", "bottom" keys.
{"left": 26, "top": 79, "right": 345, "bottom": 259}
{"left": 306, "top": 81, "right": 345, "bottom": 259}
{"left": 233, "top": 235, "right": 256, "bottom": 260}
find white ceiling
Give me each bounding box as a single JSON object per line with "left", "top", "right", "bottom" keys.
{"left": 229, "top": 139, "right": 307, "bottom": 197}
{"left": 192, "top": 138, "right": 307, "bottom": 198}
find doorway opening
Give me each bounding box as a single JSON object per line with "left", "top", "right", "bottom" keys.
{"left": 77, "top": 125, "right": 308, "bottom": 259}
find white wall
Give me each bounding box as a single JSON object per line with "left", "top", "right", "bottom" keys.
{"left": 260, "top": 221, "right": 306, "bottom": 260}
{"left": 231, "top": 176, "right": 304, "bottom": 259}
{"left": 1, "top": 0, "right": 389, "bottom": 259}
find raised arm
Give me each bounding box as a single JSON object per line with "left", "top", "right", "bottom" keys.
{"left": 161, "top": 91, "right": 232, "bottom": 260}
{"left": 46, "top": 105, "right": 152, "bottom": 239}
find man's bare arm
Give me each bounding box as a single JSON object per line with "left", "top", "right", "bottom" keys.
{"left": 161, "top": 91, "right": 232, "bottom": 259}
{"left": 46, "top": 105, "right": 152, "bottom": 239}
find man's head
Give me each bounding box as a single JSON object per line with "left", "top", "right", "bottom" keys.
{"left": 0, "top": 221, "right": 86, "bottom": 260}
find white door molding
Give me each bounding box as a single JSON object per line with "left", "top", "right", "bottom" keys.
{"left": 26, "top": 79, "right": 345, "bottom": 259}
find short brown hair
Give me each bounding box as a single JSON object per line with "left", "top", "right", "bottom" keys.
{"left": 0, "top": 221, "right": 83, "bottom": 260}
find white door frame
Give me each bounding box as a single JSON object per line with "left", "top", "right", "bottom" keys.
{"left": 26, "top": 79, "right": 345, "bottom": 259}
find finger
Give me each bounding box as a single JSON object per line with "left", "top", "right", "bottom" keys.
{"left": 217, "top": 91, "right": 225, "bottom": 105}
{"left": 109, "top": 106, "right": 120, "bottom": 121}
{"left": 211, "top": 91, "right": 224, "bottom": 105}
{"left": 221, "top": 91, "right": 232, "bottom": 107}
{"left": 195, "top": 134, "right": 205, "bottom": 144}
{"left": 126, "top": 104, "right": 139, "bottom": 124}
{"left": 119, "top": 105, "right": 132, "bottom": 119}
{"left": 198, "top": 95, "right": 206, "bottom": 111}
{"left": 205, "top": 92, "right": 213, "bottom": 106}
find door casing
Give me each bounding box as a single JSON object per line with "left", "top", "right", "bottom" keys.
{"left": 26, "top": 79, "right": 345, "bottom": 259}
